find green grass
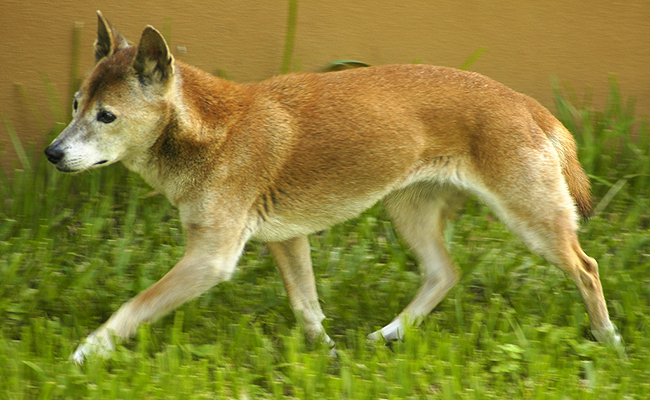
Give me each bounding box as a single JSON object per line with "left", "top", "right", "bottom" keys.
{"left": 2, "top": 62, "right": 650, "bottom": 398}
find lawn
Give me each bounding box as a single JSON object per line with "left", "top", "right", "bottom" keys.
{"left": 1, "top": 79, "right": 649, "bottom": 399}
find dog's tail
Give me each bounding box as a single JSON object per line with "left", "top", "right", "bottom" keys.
{"left": 543, "top": 119, "right": 593, "bottom": 219}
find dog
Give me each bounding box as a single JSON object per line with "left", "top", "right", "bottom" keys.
{"left": 45, "top": 12, "right": 622, "bottom": 363}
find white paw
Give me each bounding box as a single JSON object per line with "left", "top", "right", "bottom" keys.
{"left": 367, "top": 319, "right": 404, "bottom": 342}
{"left": 592, "top": 323, "right": 625, "bottom": 356}
{"left": 70, "top": 331, "right": 115, "bottom": 364}
{"left": 592, "top": 323, "right": 625, "bottom": 349}
{"left": 608, "top": 330, "right": 624, "bottom": 348}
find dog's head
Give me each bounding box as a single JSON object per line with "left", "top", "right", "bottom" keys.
{"left": 45, "top": 11, "right": 175, "bottom": 172}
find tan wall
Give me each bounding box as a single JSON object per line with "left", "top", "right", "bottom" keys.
{"left": 1, "top": 0, "right": 649, "bottom": 170}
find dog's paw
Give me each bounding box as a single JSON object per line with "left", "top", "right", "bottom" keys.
{"left": 367, "top": 319, "right": 404, "bottom": 342}
{"left": 70, "top": 331, "right": 115, "bottom": 364}
{"left": 593, "top": 322, "right": 626, "bottom": 357}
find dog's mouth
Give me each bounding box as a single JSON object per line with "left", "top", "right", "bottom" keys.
{"left": 49, "top": 158, "right": 110, "bottom": 173}
{"left": 54, "top": 160, "right": 107, "bottom": 173}
{"left": 55, "top": 164, "right": 79, "bottom": 173}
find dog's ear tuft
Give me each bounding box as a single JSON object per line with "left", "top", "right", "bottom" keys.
{"left": 133, "top": 26, "right": 175, "bottom": 86}
{"left": 95, "top": 11, "right": 129, "bottom": 62}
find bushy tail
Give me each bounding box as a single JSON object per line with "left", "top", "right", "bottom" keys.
{"left": 546, "top": 123, "right": 593, "bottom": 219}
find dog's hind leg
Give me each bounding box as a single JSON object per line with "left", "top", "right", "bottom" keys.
{"left": 470, "top": 153, "right": 623, "bottom": 348}
{"left": 484, "top": 197, "right": 622, "bottom": 347}
{"left": 268, "top": 236, "right": 334, "bottom": 347}
{"left": 368, "top": 184, "right": 462, "bottom": 341}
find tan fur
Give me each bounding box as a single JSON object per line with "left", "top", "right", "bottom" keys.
{"left": 44, "top": 12, "right": 621, "bottom": 363}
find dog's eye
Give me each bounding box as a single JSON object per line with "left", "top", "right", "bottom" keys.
{"left": 97, "top": 111, "right": 116, "bottom": 124}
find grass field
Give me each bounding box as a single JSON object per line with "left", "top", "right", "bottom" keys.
{"left": 1, "top": 78, "right": 649, "bottom": 398}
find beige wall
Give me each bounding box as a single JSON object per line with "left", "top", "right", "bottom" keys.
{"left": 1, "top": 0, "right": 649, "bottom": 170}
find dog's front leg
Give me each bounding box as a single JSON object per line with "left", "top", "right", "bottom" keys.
{"left": 267, "top": 236, "right": 334, "bottom": 348}
{"left": 72, "top": 235, "right": 243, "bottom": 363}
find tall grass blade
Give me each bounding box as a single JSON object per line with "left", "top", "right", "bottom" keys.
{"left": 15, "top": 83, "right": 46, "bottom": 134}
{"left": 593, "top": 177, "right": 628, "bottom": 216}
{"left": 67, "top": 21, "right": 84, "bottom": 118}
{"left": 40, "top": 73, "right": 65, "bottom": 124}
{"left": 320, "top": 60, "right": 369, "bottom": 72}
{"left": 2, "top": 116, "right": 31, "bottom": 173}
{"left": 459, "top": 47, "right": 486, "bottom": 71}
{"left": 280, "top": 0, "right": 298, "bottom": 74}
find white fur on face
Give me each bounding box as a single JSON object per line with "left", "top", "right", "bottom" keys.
{"left": 48, "top": 115, "right": 123, "bottom": 172}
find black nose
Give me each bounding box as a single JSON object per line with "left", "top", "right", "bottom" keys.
{"left": 44, "top": 145, "right": 64, "bottom": 164}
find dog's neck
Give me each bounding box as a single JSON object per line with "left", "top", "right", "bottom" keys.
{"left": 123, "top": 63, "right": 249, "bottom": 205}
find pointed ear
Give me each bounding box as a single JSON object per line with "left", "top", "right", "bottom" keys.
{"left": 133, "top": 26, "right": 175, "bottom": 86}
{"left": 95, "top": 11, "right": 129, "bottom": 62}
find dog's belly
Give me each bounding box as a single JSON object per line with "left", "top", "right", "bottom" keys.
{"left": 251, "top": 191, "right": 386, "bottom": 243}
{"left": 250, "top": 154, "right": 472, "bottom": 243}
